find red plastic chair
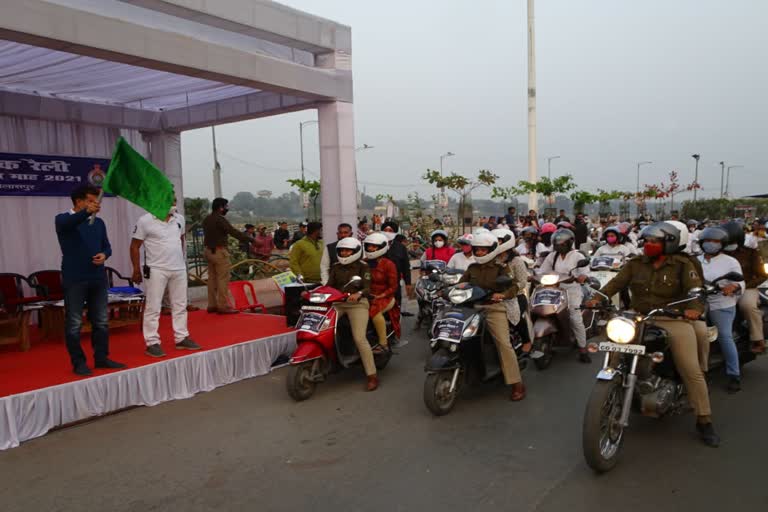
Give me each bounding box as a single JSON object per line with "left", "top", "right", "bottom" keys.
{"left": 29, "top": 270, "right": 64, "bottom": 300}
{"left": 228, "top": 281, "right": 267, "bottom": 313}
{"left": 0, "top": 273, "right": 46, "bottom": 312}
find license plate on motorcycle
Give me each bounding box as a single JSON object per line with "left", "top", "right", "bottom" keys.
{"left": 598, "top": 342, "right": 646, "bottom": 355}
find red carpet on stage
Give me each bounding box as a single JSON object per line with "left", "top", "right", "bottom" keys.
{"left": 0, "top": 311, "right": 292, "bottom": 398}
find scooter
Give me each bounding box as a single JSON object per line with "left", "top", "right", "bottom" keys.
{"left": 423, "top": 276, "right": 527, "bottom": 416}
{"left": 588, "top": 255, "right": 626, "bottom": 308}
{"left": 286, "top": 277, "right": 396, "bottom": 401}
{"left": 529, "top": 259, "right": 604, "bottom": 370}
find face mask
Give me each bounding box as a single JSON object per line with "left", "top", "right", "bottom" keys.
{"left": 605, "top": 235, "right": 618, "bottom": 245}
{"left": 643, "top": 242, "right": 664, "bottom": 258}
{"left": 702, "top": 241, "right": 722, "bottom": 255}
{"left": 461, "top": 245, "right": 472, "bottom": 254}
{"left": 221, "top": 208, "right": 229, "bottom": 216}
{"left": 383, "top": 231, "right": 396, "bottom": 242}
{"left": 434, "top": 240, "right": 445, "bottom": 249}
{"left": 723, "top": 243, "right": 737, "bottom": 252}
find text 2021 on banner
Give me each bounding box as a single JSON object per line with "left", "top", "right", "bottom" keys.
{"left": 0, "top": 152, "right": 111, "bottom": 196}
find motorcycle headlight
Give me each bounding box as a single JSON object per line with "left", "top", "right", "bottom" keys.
{"left": 540, "top": 274, "right": 559, "bottom": 286}
{"left": 606, "top": 317, "right": 636, "bottom": 344}
{"left": 443, "top": 274, "right": 461, "bottom": 285}
{"left": 449, "top": 287, "right": 473, "bottom": 304}
{"left": 462, "top": 314, "right": 481, "bottom": 338}
{"left": 309, "top": 293, "right": 332, "bottom": 303}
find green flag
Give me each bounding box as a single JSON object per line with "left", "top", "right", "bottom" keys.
{"left": 103, "top": 137, "right": 174, "bottom": 219}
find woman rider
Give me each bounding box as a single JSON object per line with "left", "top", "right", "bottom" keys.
{"left": 363, "top": 232, "right": 400, "bottom": 353}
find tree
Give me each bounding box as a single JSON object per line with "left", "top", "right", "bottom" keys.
{"left": 570, "top": 190, "right": 599, "bottom": 214}
{"left": 492, "top": 175, "right": 577, "bottom": 210}
{"left": 184, "top": 197, "right": 210, "bottom": 225}
{"left": 422, "top": 169, "right": 498, "bottom": 230}
{"left": 286, "top": 178, "right": 321, "bottom": 220}
{"left": 230, "top": 191, "right": 257, "bottom": 212}
{"left": 595, "top": 189, "right": 622, "bottom": 217}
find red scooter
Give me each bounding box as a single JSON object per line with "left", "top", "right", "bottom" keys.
{"left": 286, "top": 277, "right": 397, "bottom": 401}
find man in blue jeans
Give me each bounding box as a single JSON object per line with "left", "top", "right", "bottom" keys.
{"left": 55, "top": 185, "right": 126, "bottom": 376}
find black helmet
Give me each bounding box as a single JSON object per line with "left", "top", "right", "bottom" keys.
{"left": 601, "top": 226, "right": 624, "bottom": 244}
{"left": 551, "top": 228, "right": 575, "bottom": 254}
{"left": 698, "top": 226, "right": 729, "bottom": 243}
{"left": 639, "top": 222, "right": 680, "bottom": 255}
{"left": 719, "top": 221, "right": 745, "bottom": 251}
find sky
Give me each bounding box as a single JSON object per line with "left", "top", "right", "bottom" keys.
{"left": 180, "top": 0, "right": 767, "bottom": 201}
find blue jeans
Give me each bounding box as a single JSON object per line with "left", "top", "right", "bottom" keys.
{"left": 64, "top": 279, "right": 109, "bottom": 367}
{"left": 710, "top": 306, "right": 740, "bottom": 377}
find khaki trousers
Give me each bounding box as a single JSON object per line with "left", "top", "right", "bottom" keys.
{"left": 691, "top": 320, "right": 709, "bottom": 373}
{"left": 479, "top": 302, "right": 522, "bottom": 385}
{"left": 738, "top": 288, "right": 764, "bottom": 342}
{"left": 204, "top": 248, "right": 231, "bottom": 310}
{"left": 651, "top": 318, "right": 711, "bottom": 417}
{"left": 335, "top": 299, "right": 376, "bottom": 376}
{"left": 372, "top": 298, "right": 395, "bottom": 347}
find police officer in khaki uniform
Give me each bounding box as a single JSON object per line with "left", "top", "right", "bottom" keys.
{"left": 591, "top": 222, "right": 720, "bottom": 447}
{"left": 459, "top": 232, "right": 526, "bottom": 401}
{"left": 326, "top": 237, "right": 378, "bottom": 391}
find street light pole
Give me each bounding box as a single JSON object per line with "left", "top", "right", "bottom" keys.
{"left": 636, "top": 161, "right": 652, "bottom": 194}
{"left": 547, "top": 155, "right": 560, "bottom": 179}
{"left": 527, "top": 0, "right": 538, "bottom": 211}
{"left": 725, "top": 165, "right": 743, "bottom": 198}
{"left": 691, "top": 154, "right": 700, "bottom": 202}
{"left": 211, "top": 127, "right": 222, "bottom": 198}
{"left": 439, "top": 151, "right": 455, "bottom": 177}
{"left": 719, "top": 161, "right": 725, "bottom": 198}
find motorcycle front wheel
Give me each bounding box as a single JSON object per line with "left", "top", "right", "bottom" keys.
{"left": 582, "top": 378, "right": 625, "bottom": 473}
{"left": 533, "top": 335, "right": 554, "bottom": 370}
{"left": 286, "top": 360, "right": 320, "bottom": 401}
{"left": 423, "top": 371, "right": 459, "bottom": 416}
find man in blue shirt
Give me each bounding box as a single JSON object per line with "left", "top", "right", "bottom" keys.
{"left": 55, "top": 185, "right": 126, "bottom": 375}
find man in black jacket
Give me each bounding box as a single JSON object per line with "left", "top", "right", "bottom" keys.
{"left": 382, "top": 221, "right": 413, "bottom": 316}
{"left": 274, "top": 221, "right": 291, "bottom": 250}
{"left": 573, "top": 212, "right": 590, "bottom": 248}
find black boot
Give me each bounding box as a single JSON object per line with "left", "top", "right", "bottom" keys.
{"left": 696, "top": 422, "right": 721, "bottom": 448}
{"left": 727, "top": 376, "right": 741, "bottom": 394}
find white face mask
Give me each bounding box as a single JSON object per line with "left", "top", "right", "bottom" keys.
{"left": 434, "top": 240, "right": 445, "bottom": 249}
{"left": 383, "top": 231, "right": 396, "bottom": 242}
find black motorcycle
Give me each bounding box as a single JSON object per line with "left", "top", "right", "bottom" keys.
{"left": 423, "top": 276, "right": 527, "bottom": 416}
{"left": 414, "top": 260, "right": 462, "bottom": 329}
{"left": 581, "top": 272, "right": 742, "bottom": 473}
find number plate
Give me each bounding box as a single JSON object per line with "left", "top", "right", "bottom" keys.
{"left": 598, "top": 342, "right": 646, "bottom": 355}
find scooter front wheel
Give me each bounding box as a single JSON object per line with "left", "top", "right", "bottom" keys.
{"left": 533, "top": 336, "right": 554, "bottom": 370}
{"left": 423, "top": 371, "right": 459, "bottom": 416}
{"left": 286, "top": 361, "right": 320, "bottom": 401}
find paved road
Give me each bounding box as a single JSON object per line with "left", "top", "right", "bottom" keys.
{"left": 2, "top": 316, "right": 767, "bottom": 512}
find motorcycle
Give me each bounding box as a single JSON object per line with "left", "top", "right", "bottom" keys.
{"left": 528, "top": 259, "right": 603, "bottom": 370}
{"left": 581, "top": 271, "right": 742, "bottom": 473}
{"left": 588, "top": 255, "right": 626, "bottom": 308}
{"left": 414, "top": 260, "right": 462, "bottom": 329}
{"left": 286, "top": 277, "right": 396, "bottom": 401}
{"left": 423, "top": 276, "right": 527, "bottom": 416}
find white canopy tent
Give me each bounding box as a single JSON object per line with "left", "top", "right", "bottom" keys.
{"left": 0, "top": 0, "right": 358, "bottom": 277}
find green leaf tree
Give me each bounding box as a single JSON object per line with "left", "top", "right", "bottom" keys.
{"left": 422, "top": 169, "right": 498, "bottom": 230}
{"left": 570, "top": 190, "right": 599, "bottom": 214}
{"left": 286, "top": 178, "right": 321, "bottom": 220}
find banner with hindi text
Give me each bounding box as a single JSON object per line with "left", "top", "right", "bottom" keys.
{"left": 0, "top": 151, "right": 111, "bottom": 196}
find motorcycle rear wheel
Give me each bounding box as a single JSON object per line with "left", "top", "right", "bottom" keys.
{"left": 423, "top": 372, "right": 459, "bottom": 416}
{"left": 286, "top": 361, "right": 319, "bottom": 401}
{"left": 582, "top": 379, "right": 625, "bottom": 473}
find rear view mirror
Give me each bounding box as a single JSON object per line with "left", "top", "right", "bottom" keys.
{"left": 577, "top": 259, "right": 590, "bottom": 268}
{"left": 722, "top": 272, "right": 744, "bottom": 282}
{"left": 494, "top": 275, "right": 513, "bottom": 291}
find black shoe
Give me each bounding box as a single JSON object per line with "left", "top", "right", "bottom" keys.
{"left": 401, "top": 312, "right": 414, "bottom": 317}
{"left": 145, "top": 344, "right": 166, "bottom": 358}
{"left": 727, "top": 376, "right": 741, "bottom": 394}
{"left": 175, "top": 338, "right": 201, "bottom": 351}
{"left": 95, "top": 359, "right": 127, "bottom": 369}
{"left": 73, "top": 363, "right": 92, "bottom": 376}
{"left": 578, "top": 351, "right": 592, "bottom": 364}
{"left": 696, "top": 422, "right": 721, "bottom": 448}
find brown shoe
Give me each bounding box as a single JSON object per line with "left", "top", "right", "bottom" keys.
{"left": 510, "top": 382, "right": 526, "bottom": 401}
{"left": 206, "top": 307, "right": 218, "bottom": 313}
{"left": 217, "top": 308, "right": 240, "bottom": 315}
{"left": 161, "top": 307, "right": 172, "bottom": 316}
{"left": 187, "top": 305, "right": 200, "bottom": 312}
{"left": 751, "top": 340, "right": 766, "bottom": 354}
{"left": 366, "top": 375, "right": 379, "bottom": 392}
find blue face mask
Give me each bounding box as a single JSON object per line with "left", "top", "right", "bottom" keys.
{"left": 702, "top": 241, "right": 722, "bottom": 255}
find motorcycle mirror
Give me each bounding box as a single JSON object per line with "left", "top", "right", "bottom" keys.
{"left": 576, "top": 259, "right": 590, "bottom": 268}
{"left": 429, "top": 273, "right": 441, "bottom": 282}
{"left": 494, "top": 275, "right": 513, "bottom": 290}
{"left": 343, "top": 276, "right": 363, "bottom": 291}
{"left": 687, "top": 287, "right": 704, "bottom": 297}
{"left": 721, "top": 272, "right": 744, "bottom": 282}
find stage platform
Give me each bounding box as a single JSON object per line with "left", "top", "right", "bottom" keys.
{"left": 0, "top": 311, "right": 295, "bottom": 450}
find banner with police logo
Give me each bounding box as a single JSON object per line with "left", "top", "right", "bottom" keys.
{"left": 0, "top": 151, "right": 110, "bottom": 196}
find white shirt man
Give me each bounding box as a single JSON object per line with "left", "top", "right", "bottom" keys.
{"left": 447, "top": 251, "right": 475, "bottom": 271}
{"left": 131, "top": 208, "right": 199, "bottom": 357}
{"left": 539, "top": 249, "right": 589, "bottom": 351}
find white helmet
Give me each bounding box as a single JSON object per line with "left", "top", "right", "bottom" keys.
{"left": 457, "top": 233, "right": 474, "bottom": 245}
{"left": 363, "top": 232, "right": 389, "bottom": 260}
{"left": 666, "top": 220, "right": 689, "bottom": 252}
{"left": 491, "top": 228, "right": 516, "bottom": 253}
{"left": 336, "top": 237, "right": 363, "bottom": 265}
{"left": 471, "top": 232, "right": 499, "bottom": 264}
{"left": 473, "top": 227, "right": 490, "bottom": 236}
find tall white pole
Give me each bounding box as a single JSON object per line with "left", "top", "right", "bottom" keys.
{"left": 211, "top": 126, "right": 222, "bottom": 198}
{"left": 527, "top": 0, "right": 538, "bottom": 212}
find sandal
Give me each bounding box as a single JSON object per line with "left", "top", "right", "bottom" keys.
{"left": 372, "top": 345, "right": 389, "bottom": 355}
{"left": 751, "top": 340, "right": 766, "bottom": 354}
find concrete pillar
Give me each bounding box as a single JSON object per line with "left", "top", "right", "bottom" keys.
{"left": 318, "top": 101, "right": 357, "bottom": 241}
{"left": 144, "top": 131, "right": 184, "bottom": 213}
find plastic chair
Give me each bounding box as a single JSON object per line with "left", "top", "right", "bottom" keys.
{"left": 106, "top": 267, "right": 135, "bottom": 288}
{"left": 0, "top": 273, "right": 45, "bottom": 312}
{"left": 228, "top": 281, "right": 267, "bottom": 313}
